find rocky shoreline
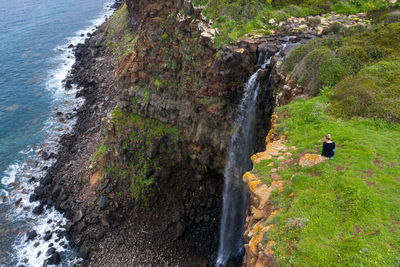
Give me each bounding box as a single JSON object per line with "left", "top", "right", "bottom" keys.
{"left": 28, "top": 1, "right": 123, "bottom": 265}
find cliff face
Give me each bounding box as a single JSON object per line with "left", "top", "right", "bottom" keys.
{"left": 81, "top": 0, "right": 273, "bottom": 264}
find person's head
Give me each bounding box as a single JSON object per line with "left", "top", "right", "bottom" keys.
{"left": 325, "top": 134, "right": 331, "bottom": 141}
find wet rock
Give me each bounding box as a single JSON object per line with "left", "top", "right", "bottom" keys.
{"left": 40, "top": 174, "right": 52, "bottom": 186}
{"left": 41, "top": 152, "right": 50, "bottom": 160}
{"left": 26, "top": 230, "right": 37, "bottom": 241}
{"left": 32, "top": 205, "right": 44, "bottom": 215}
{"left": 29, "top": 194, "right": 39, "bottom": 202}
{"left": 46, "top": 247, "right": 56, "bottom": 256}
{"left": 1, "top": 195, "right": 7, "bottom": 203}
{"left": 15, "top": 198, "right": 22, "bottom": 207}
{"left": 47, "top": 252, "right": 60, "bottom": 265}
{"left": 43, "top": 233, "right": 53, "bottom": 241}
{"left": 68, "top": 44, "right": 74, "bottom": 48}
{"left": 34, "top": 242, "right": 40, "bottom": 247}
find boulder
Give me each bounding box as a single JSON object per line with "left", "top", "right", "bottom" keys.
{"left": 32, "top": 205, "right": 44, "bottom": 215}
{"left": 47, "top": 252, "right": 61, "bottom": 265}
{"left": 26, "top": 230, "right": 37, "bottom": 241}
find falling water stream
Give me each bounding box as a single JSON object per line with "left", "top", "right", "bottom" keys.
{"left": 216, "top": 35, "right": 308, "bottom": 266}
{"left": 216, "top": 70, "right": 261, "bottom": 266}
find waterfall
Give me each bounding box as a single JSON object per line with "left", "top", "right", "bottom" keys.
{"left": 216, "top": 70, "right": 261, "bottom": 266}
{"left": 257, "top": 51, "right": 264, "bottom": 66}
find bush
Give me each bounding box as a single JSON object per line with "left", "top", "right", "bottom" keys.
{"left": 330, "top": 59, "right": 400, "bottom": 122}
{"left": 318, "top": 56, "right": 346, "bottom": 87}
{"left": 336, "top": 45, "right": 368, "bottom": 74}
{"left": 284, "top": 5, "right": 307, "bottom": 17}
{"left": 332, "top": 1, "right": 357, "bottom": 13}
{"left": 349, "top": 23, "right": 400, "bottom": 57}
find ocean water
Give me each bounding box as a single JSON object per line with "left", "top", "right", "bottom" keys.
{"left": 0, "top": 0, "right": 114, "bottom": 265}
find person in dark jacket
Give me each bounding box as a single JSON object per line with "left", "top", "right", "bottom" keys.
{"left": 321, "top": 134, "right": 335, "bottom": 159}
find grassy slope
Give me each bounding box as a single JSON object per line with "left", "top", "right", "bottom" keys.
{"left": 255, "top": 95, "right": 400, "bottom": 266}
{"left": 248, "top": 17, "right": 400, "bottom": 267}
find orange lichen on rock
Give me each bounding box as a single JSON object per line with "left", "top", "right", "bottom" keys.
{"left": 249, "top": 224, "right": 274, "bottom": 254}
{"left": 251, "top": 151, "right": 272, "bottom": 164}
{"left": 243, "top": 172, "right": 257, "bottom": 183}
{"left": 248, "top": 180, "right": 262, "bottom": 193}
{"left": 299, "top": 153, "right": 328, "bottom": 167}
{"left": 265, "top": 241, "right": 276, "bottom": 255}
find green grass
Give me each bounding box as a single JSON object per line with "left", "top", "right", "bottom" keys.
{"left": 259, "top": 95, "right": 400, "bottom": 266}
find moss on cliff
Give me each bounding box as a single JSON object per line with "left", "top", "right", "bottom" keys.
{"left": 92, "top": 106, "right": 182, "bottom": 203}
{"left": 105, "top": 3, "right": 137, "bottom": 61}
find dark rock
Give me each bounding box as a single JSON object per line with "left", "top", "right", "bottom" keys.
{"left": 40, "top": 174, "right": 52, "bottom": 186}
{"left": 73, "top": 209, "right": 84, "bottom": 222}
{"left": 97, "top": 196, "right": 109, "bottom": 210}
{"left": 78, "top": 245, "right": 90, "bottom": 259}
{"left": 68, "top": 44, "right": 74, "bottom": 48}
{"left": 41, "top": 152, "right": 50, "bottom": 160}
{"left": 43, "top": 233, "right": 53, "bottom": 241}
{"left": 26, "top": 230, "right": 37, "bottom": 241}
{"left": 32, "top": 205, "right": 44, "bottom": 215}
{"left": 51, "top": 186, "right": 62, "bottom": 199}
{"left": 34, "top": 242, "right": 40, "bottom": 248}
{"left": 46, "top": 247, "right": 56, "bottom": 256}
{"left": 15, "top": 198, "right": 22, "bottom": 207}
{"left": 96, "top": 230, "right": 106, "bottom": 240}
{"left": 76, "top": 221, "right": 86, "bottom": 233}
{"left": 48, "top": 243, "right": 54, "bottom": 248}
{"left": 47, "top": 252, "right": 60, "bottom": 265}
{"left": 175, "top": 222, "right": 184, "bottom": 239}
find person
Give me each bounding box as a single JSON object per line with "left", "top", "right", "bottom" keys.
{"left": 321, "top": 134, "right": 335, "bottom": 159}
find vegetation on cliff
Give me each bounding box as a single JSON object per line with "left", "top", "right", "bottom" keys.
{"left": 193, "top": 0, "right": 399, "bottom": 46}
{"left": 246, "top": 15, "right": 400, "bottom": 267}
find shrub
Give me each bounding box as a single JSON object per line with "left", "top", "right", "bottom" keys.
{"left": 349, "top": 22, "right": 400, "bottom": 57}
{"left": 330, "top": 59, "right": 400, "bottom": 122}
{"left": 318, "top": 56, "right": 346, "bottom": 87}
{"left": 284, "top": 5, "right": 307, "bottom": 17}
{"left": 336, "top": 45, "right": 368, "bottom": 74}
{"left": 332, "top": 1, "right": 357, "bottom": 13}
